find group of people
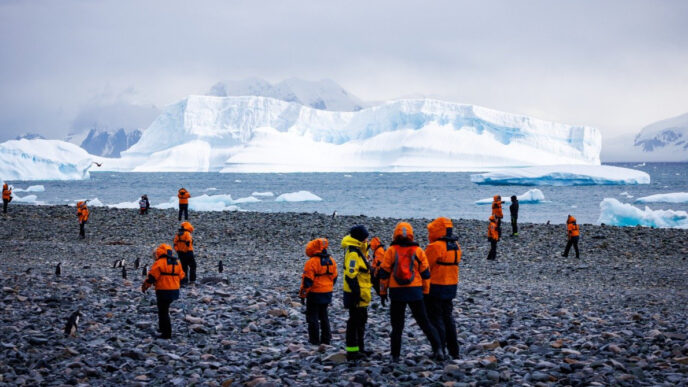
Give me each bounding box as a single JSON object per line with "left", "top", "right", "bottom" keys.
{"left": 299, "top": 219, "right": 462, "bottom": 362}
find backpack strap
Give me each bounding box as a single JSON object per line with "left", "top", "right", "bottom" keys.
{"left": 348, "top": 246, "right": 370, "bottom": 272}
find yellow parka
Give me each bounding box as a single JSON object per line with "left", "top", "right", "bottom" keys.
{"left": 341, "top": 235, "right": 372, "bottom": 308}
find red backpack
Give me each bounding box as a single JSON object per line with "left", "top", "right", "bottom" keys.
{"left": 392, "top": 246, "right": 420, "bottom": 285}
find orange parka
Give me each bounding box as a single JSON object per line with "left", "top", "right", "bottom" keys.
{"left": 567, "top": 215, "right": 580, "bottom": 238}
{"left": 142, "top": 244, "right": 185, "bottom": 292}
{"left": 178, "top": 188, "right": 190, "bottom": 205}
{"left": 173, "top": 222, "right": 194, "bottom": 252}
{"left": 369, "top": 237, "right": 385, "bottom": 278}
{"left": 2, "top": 184, "right": 11, "bottom": 201}
{"left": 299, "top": 238, "right": 338, "bottom": 304}
{"left": 379, "top": 222, "right": 431, "bottom": 302}
{"left": 426, "top": 217, "right": 462, "bottom": 299}
{"left": 487, "top": 216, "right": 499, "bottom": 241}
{"left": 491, "top": 195, "right": 504, "bottom": 219}
{"left": 77, "top": 201, "right": 89, "bottom": 223}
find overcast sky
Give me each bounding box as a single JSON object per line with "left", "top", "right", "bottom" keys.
{"left": 1, "top": 0, "right": 687, "bottom": 143}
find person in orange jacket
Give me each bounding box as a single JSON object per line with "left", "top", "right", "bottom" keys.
{"left": 77, "top": 201, "right": 89, "bottom": 239}
{"left": 491, "top": 195, "right": 504, "bottom": 238}
{"left": 142, "top": 243, "right": 185, "bottom": 339}
{"left": 425, "top": 217, "right": 461, "bottom": 359}
{"left": 562, "top": 215, "right": 580, "bottom": 258}
{"left": 379, "top": 222, "right": 442, "bottom": 362}
{"left": 178, "top": 188, "right": 190, "bottom": 221}
{"left": 299, "top": 238, "right": 338, "bottom": 345}
{"left": 173, "top": 221, "right": 195, "bottom": 286}
{"left": 2, "top": 183, "right": 12, "bottom": 213}
{"left": 487, "top": 215, "right": 499, "bottom": 260}
{"left": 368, "top": 236, "right": 385, "bottom": 297}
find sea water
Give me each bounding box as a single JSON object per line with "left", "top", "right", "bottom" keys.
{"left": 7, "top": 163, "right": 688, "bottom": 225}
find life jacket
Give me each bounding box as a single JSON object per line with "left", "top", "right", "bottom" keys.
{"left": 2, "top": 184, "right": 11, "bottom": 201}
{"left": 146, "top": 244, "right": 185, "bottom": 291}
{"left": 178, "top": 189, "right": 190, "bottom": 204}
{"left": 568, "top": 222, "right": 580, "bottom": 238}
{"left": 341, "top": 235, "right": 372, "bottom": 307}
{"left": 77, "top": 202, "right": 89, "bottom": 222}
{"left": 492, "top": 196, "right": 503, "bottom": 218}
{"left": 300, "top": 254, "right": 338, "bottom": 297}
{"left": 173, "top": 224, "right": 193, "bottom": 252}
{"left": 487, "top": 217, "right": 499, "bottom": 240}
{"left": 369, "top": 237, "right": 385, "bottom": 277}
{"left": 426, "top": 217, "right": 461, "bottom": 287}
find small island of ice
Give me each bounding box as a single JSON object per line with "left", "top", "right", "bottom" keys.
{"left": 471, "top": 165, "right": 650, "bottom": 186}
{"left": 598, "top": 198, "right": 688, "bottom": 229}
{"left": 475, "top": 189, "right": 545, "bottom": 204}
{"left": 635, "top": 192, "right": 688, "bottom": 204}
{"left": 275, "top": 191, "right": 323, "bottom": 202}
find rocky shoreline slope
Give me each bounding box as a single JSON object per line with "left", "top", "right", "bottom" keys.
{"left": 1, "top": 205, "right": 687, "bottom": 386}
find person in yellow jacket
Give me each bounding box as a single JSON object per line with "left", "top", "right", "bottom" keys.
{"left": 173, "top": 221, "right": 195, "bottom": 286}
{"left": 299, "top": 238, "right": 338, "bottom": 345}
{"left": 77, "top": 201, "right": 89, "bottom": 239}
{"left": 487, "top": 215, "right": 499, "bottom": 260}
{"left": 2, "top": 183, "right": 12, "bottom": 214}
{"left": 142, "top": 244, "right": 185, "bottom": 339}
{"left": 379, "top": 222, "right": 442, "bottom": 362}
{"left": 425, "top": 217, "right": 461, "bottom": 359}
{"left": 562, "top": 215, "right": 580, "bottom": 258}
{"left": 177, "top": 188, "right": 190, "bottom": 221}
{"left": 342, "top": 225, "right": 372, "bottom": 361}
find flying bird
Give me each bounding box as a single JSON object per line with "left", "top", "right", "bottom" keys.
{"left": 92, "top": 162, "right": 102, "bottom": 167}
{"left": 64, "top": 310, "right": 83, "bottom": 337}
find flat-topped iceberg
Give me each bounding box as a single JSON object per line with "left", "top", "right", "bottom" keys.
{"left": 0, "top": 139, "right": 94, "bottom": 181}
{"left": 598, "top": 198, "right": 688, "bottom": 229}
{"left": 635, "top": 192, "right": 688, "bottom": 204}
{"left": 471, "top": 165, "right": 650, "bottom": 186}
{"left": 475, "top": 189, "right": 545, "bottom": 204}
{"left": 275, "top": 191, "right": 323, "bottom": 202}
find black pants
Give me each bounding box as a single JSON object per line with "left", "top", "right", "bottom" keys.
{"left": 79, "top": 222, "right": 86, "bottom": 238}
{"left": 496, "top": 218, "right": 502, "bottom": 238}
{"left": 390, "top": 299, "right": 440, "bottom": 358}
{"left": 563, "top": 236, "right": 580, "bottom": 258}
{"left": 2, "top": 199, "right": 7, "bottom": 213}
{"left": 425, "top": 296, "right": 459, "bottom": 357}
{"left": 178, "top": 204, "right": 188, "bottom": 221}
{"left": 346, "top": 307, "right": 367, "bottom": 353}
{"left": 156, "top": 297, "right": 173, "bottom": 338}
{"left": 511, "top": 216, "right": 518, "bottom": 235}
{"left": 487, "top": 239, "right": 497, "bottom": 260}
{"left": 306, "top": 299, "right": 331, "bottom": 345}
{"left": 179, "top": 251, "right": 196, "bottom": 284}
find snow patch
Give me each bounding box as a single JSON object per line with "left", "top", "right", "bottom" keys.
{"left": 471, "top": 165, "right": 650, "bottom": 186}
{"left": 598, "top": 198, "right": 688, "bottom": 229}
{"left": 635, "top": 192, "right": 688, "bottom": 204}
{"left": 475, "top": 189, "right": 545, "bottom": 204}
{"left": 275, "top": 191, "right": 323, "bottom": 202}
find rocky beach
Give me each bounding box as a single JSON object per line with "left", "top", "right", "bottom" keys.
{"left": 1, "top": 205, "right": 687, "bottom": 386}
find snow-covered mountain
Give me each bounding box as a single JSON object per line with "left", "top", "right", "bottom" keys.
{"left": 65, "top": 128, "right": 142, "bottom": 158}
{"left": 632, "top": 112, "right": 688, "bottom": 161}
{"left": 111, "top": 95, "right": 601, "bottom": 172}
{"left": 208, "top": 78, "right": 366, "bottom": 111}
{"left": 15, "top": 133, "right": 46, "bottom": 140}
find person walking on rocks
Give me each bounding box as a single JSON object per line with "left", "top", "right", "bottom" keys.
{"left": 299, "top": 238, "right": 337, "bottom": 345}
{"left": 491, "top": 195, "right": 504, "bottom": 238}
{"left": 368, "top": 236, "right": 385, "bottom": 297}
{"left": 178, "top": 188, "right": 190, "bottom": 221}
{"left": 342, "top": 225, "right": 372, "bottom": 361}
{"left": 424, "top": 217, "right": 461, "bottom": 359}
{"left": 487, "top": 215, "right": 499, "bottom": 260}
{"left": 173, "top": 221, "right": 195, "bottom": 286}
{"left": 379, "top": 222, "right": 443, "bottom": 362}
{"left": 139, "top": 194, "right": 150, "bottom": 215}
{"left": 562, "top": 215, "right": 580, "bottom": 258}
{"left": 509, "top": 195, "right": 519, "bottom": 236}
{"left": 141, "top": 243, "right": 185, "bottom": 339}
{"left": 77, "top": 201, "right": 89, "bottom": 239}
{"left": 2, "top": 183, "right": 12, "bottom": 214}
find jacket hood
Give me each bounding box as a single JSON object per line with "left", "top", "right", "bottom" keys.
{"left": 155, "top": 243, "right": 174, "bottom": 259}
{"left": 77, "top": 201, "right": 87, "bottom": 208}
{"left": 489, "top": 215, "right": 496, "bottom": 222}
{"left": 567, "top": 215, "right": 576, "bottom": 223}
{"left": 427, "top": 217, "right": 453, "bottom": 243}
{"left": 393, "top": 222, "right": 414, "bottom": 242}
{"left": 369, "top": 236, "right": 383, "bottom": 250}
{"left": 180, "top": 221, "right": 194, "bottom": 232}
{"left": 493, "top": 195, "right": 501, "bottom": 201}
{"left": 306, "top": 238, "right": 329, "bottom": 257}
{"left": 2, "top": 184, "right": 7, "bottom": 190}
{"left": 511, "top": 195, "right": 517, "bottom": 202}
{"left": 341, "top": 235, "right": 367, "bottom": 250}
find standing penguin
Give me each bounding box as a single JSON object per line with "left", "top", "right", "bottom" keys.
{"left": 141, "top": 265, "right": 147, "bottom": 277}
{"left": 218, "top": 260, "right": 223, "bottom": 273}
{"left": 134, "top": 257, "right": 140, "bottom": 270}
{"left": 55, "top": 262, "right": 62, "bottom": 276}
{"left": 64, "top": 310, "right": 83, "bottom": 337}
{"left": 122, "top": 265, "right": 127, "bottom": 279}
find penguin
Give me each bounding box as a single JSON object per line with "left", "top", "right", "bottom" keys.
{"left": 331, "top": 210, "right": 337, "bottom": 219}
{"left": 546, "top": 220, "right": 551, "bottom": 225}
{"left": 121, "top": 265, "right": 127, "bottom": 279}
{"left": 218, "top": 260, "right": 223, "bottom": 273}
{"left": 120, "top": 259, "right": 126, "bottom": 268}
{"left": 141, "top": 265, "right": 147, "bottom": 277}
{"left": 55, "top": 262, "right": 62, "bottom": 276}
{"left": 112, "top": 259, "right": 120, "bottom": 269}
{"left": 64, "top": 310, "right": 83, "bottom": 337}
{"left": 134, "top": 257, "right": 140, "bottom": 269}
{"left": 25, "top": 268, "right": 32, "bottom": 274}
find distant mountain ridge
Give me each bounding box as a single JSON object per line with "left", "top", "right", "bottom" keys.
{"left": 65, "top": 128, "right": 142, "bottom": 158}
{"left": 634, "top": 112, "right": 688, "bottom": 157}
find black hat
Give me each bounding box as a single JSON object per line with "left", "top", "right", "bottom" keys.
{"left": 349, "top": 225, "right": 369, "bottom": 242}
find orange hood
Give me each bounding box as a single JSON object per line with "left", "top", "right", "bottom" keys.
{"left": 369, "top": 236, "right": 382, "bottom": 250}
{"left": 180, "top": 221, "right": 194, "bottom": 232}
{"left": 567, "top": 215, "right": 576, "bottom": 223}
{"left": 427, "top": 217, "right": 453, "bottom": 243}
{"left": 393, "top": 222, "right": 414, "bottom": 242}
{"left": 155, "top": 243, "right": 174, "bottom": 259}
{"left": 305, "top": 238, "right": 329, "bottom": 257}
{"left": 489, "top": 215, "right": 496, "bottom": 222}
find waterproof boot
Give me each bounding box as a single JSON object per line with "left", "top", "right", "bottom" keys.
{"left": 347, "top": 352, "right": 364, "bottom": 362}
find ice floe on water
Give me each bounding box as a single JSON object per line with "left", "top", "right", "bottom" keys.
{"left": 154, "top": 194, "right": 241, "bottom": 212}
{"left": 13, "top": 185, "right": 45, "bottom": 193}
{"left": 635, "top": 192, "right": 688, "bottom": 204}
{"left": 471, "top": 165, "right": 650, "bottom": 186}
{"left": 619, "top": 191, "right": 634, "bottom": 199}
{"left": 598, "top": 198, "right": 688, "bottom": 229}
{"left": 13, "top": 194, "right": 41, "bottom": 204}
{"left": 275, "top": 191, "right": 323, "bottom": 202}
{"left": 475, "top": 189, "right": 545, "bottom": 205}
{"left": 251, "top": 191, "right": 274, "bottom": 197}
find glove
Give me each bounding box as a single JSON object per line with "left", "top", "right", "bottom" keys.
{"left": 141, "top": 282, "right": 150, "bottom": 293}
{"left": 300, "top": 297, "right": 305, "bottom": 305}
{"left": 380, "top": 294, "right": 387, "bottom": 307}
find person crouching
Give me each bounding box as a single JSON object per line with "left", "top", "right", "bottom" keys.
{"left": 141, "top": 244, "right": 185, "bottom": 339}
{"left": 299, "top": 238, "right": 337, "bottom": 345}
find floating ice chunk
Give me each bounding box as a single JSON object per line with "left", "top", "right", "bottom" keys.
{"left": 154, "top": 194, "right": 240, "bottom": 212}
{"left": 70, "top": 198, "right": 105, "bottom": 207}
{"left": 0, "top": 139, "right": 94, "bottom": 180}
{"left": 471, "top": 165, "right": 650, "bottom": 186}
{"left": 475, "top": 189, "right": 545, "bottom": 205}
{"left": 251, "top": 191, "right": 274, "bottom": 197}
{"left": 109, "top": 200, "right": 140, "bottom": 209}
{"left": 204, "top": 187, "right": 218, "bottom": 192}
{"left": 598, "top": 198, "right": 688, "bottom": 229}
{"left": 275, "top": 191, "right": 323, "bottom": 202}
{"left": 619, "top": 191, "right": 634, "bottom": 199}
{"left": 635, "top": 192, "right": 688, "bottom": 204}
{"left": 13, "top": 185, "right": 46, "bottom": 193}
{"left": 13, "top": 194, "right": 39, "bottom": 203}
{"left": 233, "top": 196, "right": 260, "bottom": 204}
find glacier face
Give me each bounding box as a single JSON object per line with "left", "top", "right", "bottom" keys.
{"left": 470, "top": 165, "right": 650, "bottom": 186}
{"left": 118, "top": 95, "right": 602, "bottom": 173}
{"left": 0, "top": 139, "right": 94, "bottom": 181}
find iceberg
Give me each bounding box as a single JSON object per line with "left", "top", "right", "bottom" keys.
{"left": 475, "top": 189, "right": 545, "bottom": 204}
{"left": 13, "top": 194, "right": 41, "bottom": 204}
{"left": 275, "top": 191, "right": 323, "bottom": 202}
{"left": 153, "top": 194, "right": 241, "bottom": 212}
{"left": 13, "top": 185, "right": 46, "bottom": 193}
{"left": 0, "top": 139, "right": 94, "bottom": 181}
{"left": 471, "top": 165, "right": 650, "bottom": 186}
{"left": 252, "top": 191, "right": 274, "bottom": 197}
{"left": 635, "top": 192, "right": 688, "bottom": 204}
{"left": 598, "top": 198, "right": 688, "bottom": 229}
